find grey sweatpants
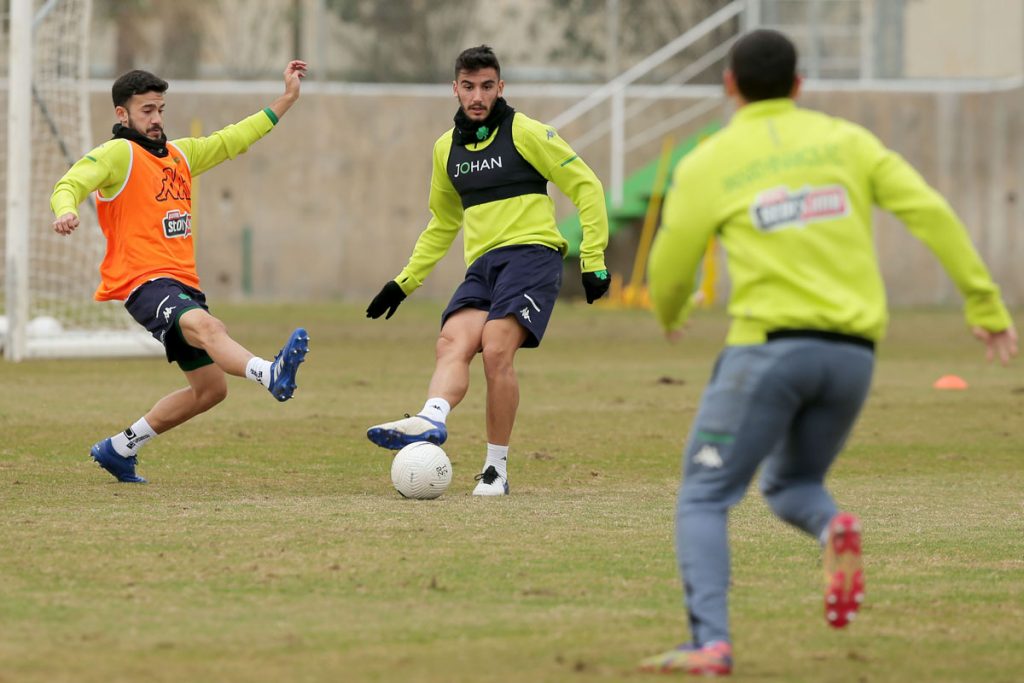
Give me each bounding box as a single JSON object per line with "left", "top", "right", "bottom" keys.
{"left": 675, "top": 338, "right": 874, "bottom": 646}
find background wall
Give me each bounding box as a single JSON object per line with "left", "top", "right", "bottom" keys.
{"left": 86, "top": 81, "right": 1023, "bottom": 306}
{"left": 903, "top": 0, "right": 1024, "bottom": 79}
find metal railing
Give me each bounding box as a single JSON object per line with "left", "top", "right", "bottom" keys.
{"left": 549, "top": 0, "right": 746, "bottom": 205}
{"left": 550, "top": 0, "right": 887, "bottom": 206}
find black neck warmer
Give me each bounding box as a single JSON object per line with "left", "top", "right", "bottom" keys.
{"left": 453, "top": 97, "right": 513, "bottom": 147}
{"left": 111, "top": 123, "right": 168, "bottom": 157}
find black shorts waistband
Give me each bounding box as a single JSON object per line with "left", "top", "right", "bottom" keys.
{"left": 765, "top": 329, "right": 875, "bottom": 352}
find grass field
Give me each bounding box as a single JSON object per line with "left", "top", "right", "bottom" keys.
{"left": 1, "top": 303, "right": 1021, "bottom": 683}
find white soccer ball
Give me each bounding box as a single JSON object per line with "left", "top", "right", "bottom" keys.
{"left": 27, "top": 315, "right": 63, "bottom": 337}
{"left": 391, "top": 442, "right": 452, "bottom": 500}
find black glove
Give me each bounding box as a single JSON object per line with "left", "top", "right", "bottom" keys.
{"left": 366, "top": 280, "right": 407, "bottom": 319}
{"left": 581, "top": 269, "right": 610, "bottom": 304}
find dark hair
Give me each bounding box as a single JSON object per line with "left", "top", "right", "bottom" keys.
{"left": 728, "top": 29, "right": 798, "bottom": 102}
{"left": 111, "top": 70, "right": 168, "bottom": 108}
{"left": 454, "top": 45, "right": 501, "bottom": 78}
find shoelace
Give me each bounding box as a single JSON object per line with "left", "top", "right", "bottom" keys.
{"left": 474, "top": 465, "right": 499, "bottom": 484}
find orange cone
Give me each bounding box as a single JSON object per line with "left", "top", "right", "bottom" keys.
{"left": 933, "top": 374, "right": 968, "bottom": 390}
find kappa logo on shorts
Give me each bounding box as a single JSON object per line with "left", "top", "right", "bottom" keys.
{"left": 162, "top": 209, "right": 192, "bottom": 239}
{"left": 523, "top": 293, "right": 542, "bottom": 312}
{"left": 750, "top": 184, "right": 849, "bottom": 232}
{"left": 163, "top": 305, "right": 176, "bottom": 322}
{"left": 693, "top": 445, "right": 724, "bottom": 468}
{"left": 519, "top": 294, "right": 542, "bottom": 324}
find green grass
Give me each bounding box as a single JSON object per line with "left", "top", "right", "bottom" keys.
{"left": 1, "top": 303, "right": 1021, "bottom": 683}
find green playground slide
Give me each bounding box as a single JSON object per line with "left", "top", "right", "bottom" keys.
{"left": 558, "top": 122, "right": 721, "bottom": 257}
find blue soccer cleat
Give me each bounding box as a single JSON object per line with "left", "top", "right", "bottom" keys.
{"left": 90, "top": 438, "right": 147, "bottom": 483}
{"left": 268, "top": 328, "right": 309, "bottom": 402}
{"left": 367, "top": 414, "right": 447, "bottom": 450}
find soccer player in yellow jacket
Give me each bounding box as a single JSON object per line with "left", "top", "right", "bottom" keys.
{"left": 50, "top": 61, "right": 311, "bottom": 484}
{"left": 640, "top": 30, "right": 1016, "bottom": 675}
{"left": 365, "top": 45, "right": 610, "bottom": 496}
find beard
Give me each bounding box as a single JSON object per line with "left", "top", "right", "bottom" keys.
{"left": 127, "top": 115, "right": 163, "bottom": 140}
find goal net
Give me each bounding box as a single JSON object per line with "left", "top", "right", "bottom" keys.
{"left": 1, "top": 0, "right": 161, "bottom": 360}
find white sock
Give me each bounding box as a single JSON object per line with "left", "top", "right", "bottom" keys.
{"left": 246, "top": 356, "right": 273, "bottom": 388}
{"left": 419, "top": 397, "right": 451, "bottom": 424}
{"left": 110, "top": 417, "right": 158, "bottom": 457}
{"left": 485, "top": 443, "right": 509, "bottom": 479}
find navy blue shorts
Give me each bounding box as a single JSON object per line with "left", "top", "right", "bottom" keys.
{"left": 441, "top": 244, "right": 563, "bottom": 348}
{"left": 124, "top": 278, "right": 214, "bottom": 371}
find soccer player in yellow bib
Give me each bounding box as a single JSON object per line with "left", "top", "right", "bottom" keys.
{"left": 364, "top": 45, "right": 610, "bottom": 496}
{"left": 640, "top": 30, "right": 1016, "bottom": 676}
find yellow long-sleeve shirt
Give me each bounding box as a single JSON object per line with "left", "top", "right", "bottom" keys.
{"left": 51, "top": 109, "right": 277, "bottom": 217}
{"left": 50, "top": 109, "right": 278, "bottom": 300}
{"left": 394, "top": 112, "right": 608, "bottom": 294}
{"left": 649, "top": 98, "right": 1011, "bottom": 343}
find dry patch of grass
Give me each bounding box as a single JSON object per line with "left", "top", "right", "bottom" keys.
{"left": 1, "top": 304, "right": 1020, "bottom": 683}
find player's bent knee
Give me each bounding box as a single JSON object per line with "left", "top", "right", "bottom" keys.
{"left": 199, "top": 316, "right": 229, "bottom": 343}
{"left": 181, "top": 311, "right": 228, "bottom": 348}
{"left": 760, "top": 483, "right": 807, "bottom": 525}
{"left": 481, "top": 344, "right": 515, "bottom": 375}
{"left": 436, "top": 333, "right": 477, "bottom": 362}
{"left": 195, "top": 382, "right": 228, "bottom": 411}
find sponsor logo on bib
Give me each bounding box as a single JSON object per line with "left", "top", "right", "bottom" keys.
{"left": 750, "top": 185, "right": 849, "bottom": 232}
{"left": 162, "top": 209, "right": 192, "bottom": 239}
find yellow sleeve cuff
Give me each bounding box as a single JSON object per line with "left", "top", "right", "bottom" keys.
{"left": 395, "top": 271, "right": 423, "bottom": 296}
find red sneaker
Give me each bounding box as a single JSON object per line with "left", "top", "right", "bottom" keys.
{"left": 638, "top": 641, "right": 733, "bottom": 676}
{"left": 824, "top": 512, "right": 864, "bottom": 628}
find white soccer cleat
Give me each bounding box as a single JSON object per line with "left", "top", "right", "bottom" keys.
{"left": 366, "top": 414, "right": 447, "bottom": 450}
{"left": 472, "top": 465, "right": 509, "bottom": 496}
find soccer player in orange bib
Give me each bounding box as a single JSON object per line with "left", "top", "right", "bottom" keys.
{"left": 50, "top": 61, "right": 311, "bottom": 484}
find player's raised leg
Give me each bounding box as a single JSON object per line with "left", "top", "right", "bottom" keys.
{"left": 178, "top": 308, "right": 309, "bottom": 402}
{"left": 367, "top": 308, "right": 487, "bottom": 450}
{"left": 757, "top": 341, "right": 872, "bottom": 628}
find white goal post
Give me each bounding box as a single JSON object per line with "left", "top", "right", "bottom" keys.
{"left": 2, "top": 0, "right": 161, "bottom": 361}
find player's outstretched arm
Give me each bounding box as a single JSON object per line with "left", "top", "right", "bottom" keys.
{"left": 267, "top": 60, "right": 307, "bottom": 121}
{"left": 179, "top": 60, "right": 308, "bottom": 177}
{"left": 972, "top": 325, "right": 1018, "bottom": 366}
